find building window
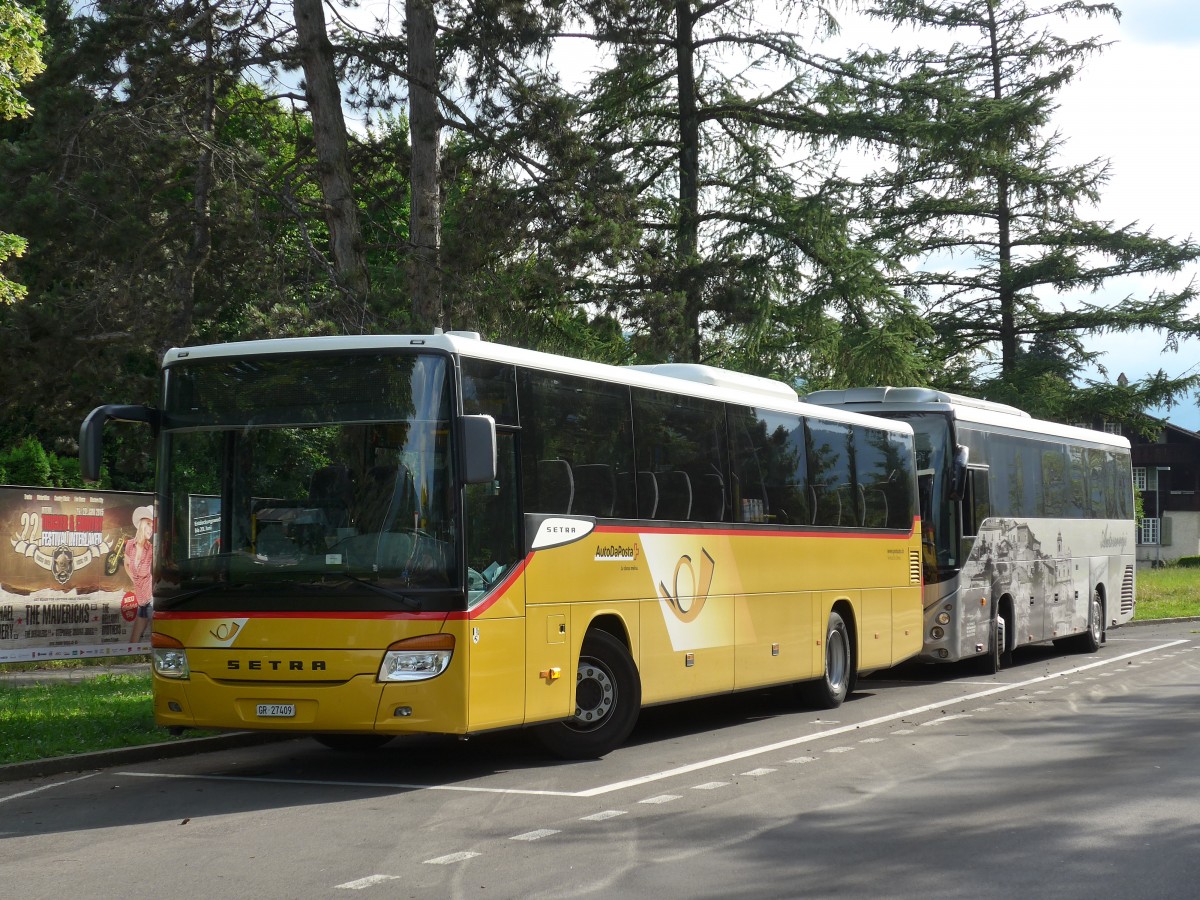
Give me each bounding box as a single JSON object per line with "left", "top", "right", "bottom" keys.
{"left": 1103, "top": 421, "right": 1122, "bottom": 435}
{"left": 1133, "top": 467, "right": 1147, "bottom": 492}
{"left": 1139, "top": 517, "right": 1160, "bottom": 546}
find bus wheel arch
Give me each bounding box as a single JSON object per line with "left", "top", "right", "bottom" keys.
{"left": 534, "top": 622, "right": 641, "bottom": 760}
{"left": 801, "top": 602, "right": 857, "bottom": 709}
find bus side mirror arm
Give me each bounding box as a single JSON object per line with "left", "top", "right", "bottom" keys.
{"left": 79, "top": 404, "right": 160, "bottom": 482}
{"left": 460, "top": 414, "right": 497, "bottom": 485}
{"left": 949, "top": 445, "right": 969, "bottom": 502}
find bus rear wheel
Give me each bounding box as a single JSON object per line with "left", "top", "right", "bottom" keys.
{"left": 801, "top": 611, "right": 854, "bottom": 709}
{"left": 1060, "top": 590, "right": 1104, "bottom": 654}
{"left": 535, "top": 630, "right": 641, "bottom": 760}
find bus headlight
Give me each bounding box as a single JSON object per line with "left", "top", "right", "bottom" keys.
{"left": 379, "top": 634, "right": 455, "bottom": 682}
{"left": 930, "top": 626, "right": 945, "bottom": 641}
{"left": 936, "top": 612, "right": 951, "bottom": 626}
{"left": 151, "top": 633, "right": 189, "bottom": 679}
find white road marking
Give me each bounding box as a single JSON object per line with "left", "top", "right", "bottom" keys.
{"left": 692, "top": 782, "right": 730, "bottom": 790}
{"left": 111, "top": 770, "right": 580, "bottom": 797}
{"left": 921, "top": 714, "right": 973, "bottom": 726}
{"left": 103, "top": 639, "right": 1186, "bottom": 802}
{"left": 580, "top": 810, "right": 626, "bottom": 821}
{"left": 639, "top": 794, "right": 681, "bottom": 804}
{"left": 511, "top": 829, "right": 560, "bottom": 841}
{"left": 336, "top": 875, "right": 401, "bottom": 890}
{"left": 0, "top": 772, "right": 96, "bottom": 805}
{"left": 424, "top": 852, "right": 480, "bottom": 865}
{"left": 825, "top": 746, "right": 855, "bottom": 753}
{"left": 786, "top": 756, "right": 817, "bottom": 764}
{"left": 571, "top": 639, "right": 1187, "bottom": 798}
{"left": 740, "top": 768, "right": 776, "bottom": 776}
{"left": 859, "top": 737, "right": 886, "bottom": 743}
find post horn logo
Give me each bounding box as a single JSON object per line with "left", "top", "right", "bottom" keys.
{"left": 210, "top": 621, "right": 241, "bottom": 642}
{"left": 658, "top": 548, "right": 715, "bottom": 623}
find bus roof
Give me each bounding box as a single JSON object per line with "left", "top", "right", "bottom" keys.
{"left": 161, "top": 333, "right": 913, "bottom": 437}
{"left": 804, "top": 386, "right": 1131, "bottom": 450}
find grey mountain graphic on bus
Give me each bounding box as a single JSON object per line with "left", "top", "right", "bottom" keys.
{"left": 964, "top": 519, "right": 1076, "bottom": 630}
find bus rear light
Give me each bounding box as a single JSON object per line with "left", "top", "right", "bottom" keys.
{"left": 930, "top": 626, "right": 945, "bottom": 641}
{"left": 379, "top": 634, "right": 455, "bottom": 682}
{"left": 151, "top": 633, "right": 190, "bottom": 679}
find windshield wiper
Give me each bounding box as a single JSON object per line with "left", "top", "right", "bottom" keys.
{"left": 330, "top": 571, "right": 422, "bottom": 610}
{"left": 156, "top": 581, "right": 257, "bottom": 608}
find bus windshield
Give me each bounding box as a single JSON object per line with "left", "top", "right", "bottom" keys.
{"left": 156, "top": 352, "right": 459, "bottom": 610}
{"left": 891, "top": 412, "right": 959, "bottom": 580}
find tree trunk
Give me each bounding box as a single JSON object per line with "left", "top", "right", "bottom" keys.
{"left": 986, "top": 0, "right": 1017, "bottom": 376}
{"left": 294, "top": 0, "right": 370, "bottom": 328}
{"left": 167, "top": 1, "right": 215, "bottom": 350}
{"left": 407, "top": 0, "right": 443, "bottom": 333}
{"left": 675, "top": 0, "right": 702, "bottom": 362}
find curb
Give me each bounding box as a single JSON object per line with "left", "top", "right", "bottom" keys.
{"left": 1125, "top": 616, "right": 1200, "bottom": 626}
{"left": 1, "top": 731, "right": 295, "bottom": 784}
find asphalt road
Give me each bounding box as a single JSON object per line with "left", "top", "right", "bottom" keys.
{"left": 2, "top": 620, "right": 1198, "bottom": 900}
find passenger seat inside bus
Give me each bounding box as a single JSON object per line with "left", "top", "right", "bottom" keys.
{"left": 537, "top": 459, "right": 575, "bottom": 515}
{"left": 573, "top": 463, "right": 616, "bottom": 517}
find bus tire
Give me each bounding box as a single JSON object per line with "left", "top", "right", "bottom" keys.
{"left": 535, "top": 630, "right": 641, "bottom": 760}
{"left": 801, "top": 611, "right": 854, "bottom": 709}
{"left": 313, "top": 734, "right": 394, "bottom": 752}
{"left": 981, "top": 610, "right": 1009, "bottom": 675}
{"left": 1064, "top": 590, "right": 1104, "bottom": 654}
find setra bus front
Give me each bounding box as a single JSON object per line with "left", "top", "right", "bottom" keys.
{"left": 79, "top": 338, "right": 504, "bottom": 743}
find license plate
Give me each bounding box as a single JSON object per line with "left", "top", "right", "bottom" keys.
{"left": 256, "top": 703, "right": 296, "bottom": 718}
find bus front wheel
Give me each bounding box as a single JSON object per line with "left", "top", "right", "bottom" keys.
{"left": 535, "top": 630, "right": 641, "bottom": 760}
{"left": 801, "top": 611, "right": 854, "bottom": 709}
{"left": 981, "top": 609, "right": 1012, "bottom": 675}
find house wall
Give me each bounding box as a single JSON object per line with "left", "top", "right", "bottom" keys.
{"left": 1137, "top": 511, "right": 1200, "bottom": 566}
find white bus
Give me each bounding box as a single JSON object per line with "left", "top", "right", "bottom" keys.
{"left": 805, "top": 387, "right": 1136, "bottom": 671}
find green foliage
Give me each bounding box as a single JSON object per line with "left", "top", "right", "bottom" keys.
{"left": 0, "top": 434, "right": 94, "bottom": 488}
{"left": 2, "top": 435, "right": 51, "bottom": 486}
{"left": 1175, "top": 556, "right": 1200, "bottom": 570}
{"left": 0, "top": 0, "right": 45, "bottom": 121}
{"left": 0, "top": 0, "right": 1196, "bottom": 467}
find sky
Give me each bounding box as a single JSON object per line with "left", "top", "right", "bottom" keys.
{"left": 825, "top": 1, "right": 1200, "bottom": 431}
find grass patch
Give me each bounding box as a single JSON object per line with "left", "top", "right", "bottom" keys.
{"left": 0, "top": 672, "right": 210, "bottom": 765}
{"left": 0, "top": 655, "right": 149, "bottom": 674}
{"left": 1134, "top": 566, "right": 1200, "bottom": 621}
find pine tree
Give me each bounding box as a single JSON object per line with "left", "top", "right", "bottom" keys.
{"left": 560, "top": 0, "right": 931, "bottom": 381}
{"left": 854, "top": 0, "right": 1200, "bottom": 401}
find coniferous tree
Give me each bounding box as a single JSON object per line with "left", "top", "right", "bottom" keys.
{"left": 560, "top": 0, "right": 931, "bottom": 381}
{"left": 852, "top": 0, "right": 1200, "bottom": 408}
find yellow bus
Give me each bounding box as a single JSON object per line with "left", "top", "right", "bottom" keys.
{"left": 80, "top": 333, "right": 925, "bottom": 757}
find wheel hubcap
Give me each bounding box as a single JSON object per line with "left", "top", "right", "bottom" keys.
{"left": 571, "top": 658, "right": 615, "bottom": 731}
{"left": 827, "top": 628, "right": 848, "bottom": 690}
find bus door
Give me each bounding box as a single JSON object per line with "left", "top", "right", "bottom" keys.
{"left": 960, "top": 466, "right": 991, "bottom": 567}
{"left": 464, "top": 429, "right": 528, "bottom": 731}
